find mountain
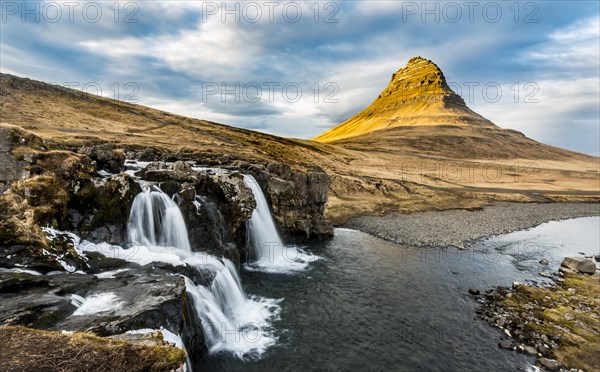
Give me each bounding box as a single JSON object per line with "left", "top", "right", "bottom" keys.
{"left": 314, "top": 57, "right": 497, "bottom": 143}
{"left": 312, "top": 57, "right": 587, "bottom": 161}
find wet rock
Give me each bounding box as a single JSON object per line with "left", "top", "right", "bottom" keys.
{"left": 468, "top": 288, "right": 480, "bottom": 295}
{"left": 560, "top": 257, "right": 597, "bottom": 275}
{"left": 594, "top": 255, "right": 600, "bottom": 262}
{"left": 0, "top": 272, "right": 48, "bottom": 293}
{"left": 539, "top": 271, "right": 553, "bottom": 278}
{"left": 159, "top": 181, "right": 180, "bottom": 196}
{"left": 539, "top": 258, "right": 550, "bottom": 265}
{"left": 0, "top": 272, "right": 97, "bottom": 328}
{"left": 69, "top": 173, "right": 141, "bottom": 245}
{"left": 0, "top": 267, "right": 207, "bottom": 367}
{"left": 537, "top": 357, "right": 560, "bottom": 371}
{"left": 537, "top": 344, "right": 551, "bottom": 357}
{"left": 498, "top": 339, "right": 513, "bottom": 350}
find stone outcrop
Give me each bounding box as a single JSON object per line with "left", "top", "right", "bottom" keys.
{"left": 238, "top": 161, "right": 333, "bottom": 238}
{"left": 78, "top": 143, "right": 125, "bottom": 173}
{"left": 68, "top": 173, "right": 141, "bottom": 244}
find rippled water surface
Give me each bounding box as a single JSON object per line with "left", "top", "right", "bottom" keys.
{"left": 200, "top": 217, "right": 599, "bottom": 371}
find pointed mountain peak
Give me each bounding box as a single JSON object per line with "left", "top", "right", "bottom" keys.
{"left": 313, "top": 57, "right": 495, "bottom": 143}
{"left": 377, "top": 56, "right": 459, "bottom": 103}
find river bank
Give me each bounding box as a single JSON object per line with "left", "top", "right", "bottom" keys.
{"left": 346, "top": 202, "right": 600, "bottom": 248}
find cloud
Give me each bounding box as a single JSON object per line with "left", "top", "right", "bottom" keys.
{"left": 523, "top": 16, "right": 600, "bottom": 75}
{"left": 0, "top": 1, "right": 598, "bottom": 154}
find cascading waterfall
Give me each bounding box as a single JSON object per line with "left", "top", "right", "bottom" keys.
{"left": 243, "top": 174, "right": 319, "bottom": 272}
{"left": 128, "top": 186, "right": 191, "bottom": 252}
{"left": 127, "top": 185, "right": 279, "bottom": 357}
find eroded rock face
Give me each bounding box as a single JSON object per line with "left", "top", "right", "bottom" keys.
{"left": 244, "top": 162, "right": 333, "bottom": 238}
{"left": 68, "top": 173, "right": 141, "bottom": 244}
{"left": 78, "top": 143, "right": 125, "bottom": 173}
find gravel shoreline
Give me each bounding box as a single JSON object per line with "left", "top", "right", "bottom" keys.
{"left": 346, "top": 202, "right": 600, "bottom": 248}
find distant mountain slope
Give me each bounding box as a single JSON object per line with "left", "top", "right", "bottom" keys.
{"left": 0, "top": 73, "right": 350, "bottom": 167}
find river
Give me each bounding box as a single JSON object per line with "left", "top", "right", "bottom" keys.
{"left": 201, "top": 216, "right": 599, "bottom": 371}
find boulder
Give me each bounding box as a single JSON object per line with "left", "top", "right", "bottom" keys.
{"left": 560, "top": 257, "right": 597, "bottom": 275}
{"left": 537, "top": 357, "right": 560, "bottom": 371}
{"left": 0, "top": 267, "right": 208, "bottom": 367}
{"left": 78, "top": 143, "right": 125, "bottom": 173}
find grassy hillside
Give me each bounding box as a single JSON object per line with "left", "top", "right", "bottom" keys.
{"left": 1, "top": 72, "right": 598, "bottom": 224}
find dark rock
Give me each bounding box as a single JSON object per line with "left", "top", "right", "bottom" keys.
{"left": 539, "top": 258, "right": 549, "bottom": 265}
{"left": 594, "top": 255, "right": 600, "bottom": 262}
{"left": 69, "top": 173, "right": 141, "bottom": 245}
{"left": 159, "top": 181, "right": 180, "bottom": 196}
{"left": 537, "top": 357, "right": 560, "bottom": 371}
{"left": 498, "top": 339, "right": 513, "bottom": 350}
{"left": 537, "top": 344, "right": 551, "bottom": 357}
{"left": 257, "top": 164, "right": 333, "bottom": 238}
{"left": 84, "top": 252, "right": 131, "bottom": 273}
{"left": 0, "top": 272, "right": 49, "bottom": 293}
{"left": 0, "top": 272, "right": 97, "bottom": 328}
{"left": 468, "top": 288, "right": 480, "bottom": 295}
{"left": 78, "top": 143, "right": 125, "bottom": 173}
{"left": 561, "top": 257, "right": 597, "bottom": 275}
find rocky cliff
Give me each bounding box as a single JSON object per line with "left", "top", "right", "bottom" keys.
{"left": 0, "top": 125, "right": 333, "bottom": 272}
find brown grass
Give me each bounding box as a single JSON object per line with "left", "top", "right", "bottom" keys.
{"left": 0, "top": 326, "right": 186, "bottom": 372}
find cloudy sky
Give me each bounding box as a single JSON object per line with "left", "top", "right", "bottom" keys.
{"left": 1, "top": 1, "right": 599, "bottom": 155}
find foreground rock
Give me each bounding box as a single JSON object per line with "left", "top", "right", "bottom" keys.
{"left": 0, "top": 264, "right": 207, "bottom": 367}
{"left": 477, "top": 268, "right": 600, "bottom": 371}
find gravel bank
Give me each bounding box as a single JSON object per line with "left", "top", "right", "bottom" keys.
{"left": 346, "top": 202, "right": 600, "bottom": 248}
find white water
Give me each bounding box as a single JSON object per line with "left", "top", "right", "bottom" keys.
{"left": 43, "top": 183, "right": 282, "bottom": 358}
{"left": 71, "top": 292, "right": 124, "bottom": 315}
{"left": 243, "top": 174, "right": 319, "bottom": 273}
{"left": 126, "top": 185, "right": 280, "bottom": 358}
{"left": 128, "top": 186, "right": 191, "bottom": 252}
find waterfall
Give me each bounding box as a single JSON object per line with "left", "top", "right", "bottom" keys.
{"left": 243, "top": 174, "right": 319, "bottom": 273}
{"left": 128, "top": 186, "right": 191, "bottom": 252}
{"left": 127, "top": 185, "right": 279, "bottom": 358}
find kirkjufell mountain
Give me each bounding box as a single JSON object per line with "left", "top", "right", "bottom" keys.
{"left": 314, "top": 57, "right": 496, "bottom": 143}
{"left": 313, "top": 57, "right": 587, "bottom": 160}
